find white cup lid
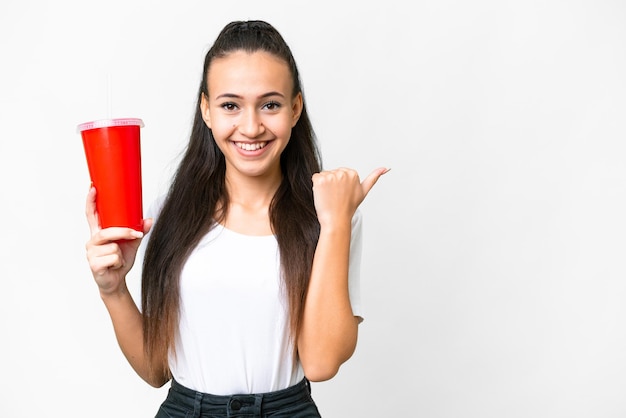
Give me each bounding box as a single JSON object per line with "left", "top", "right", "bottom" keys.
{"left": 77, "top": 118, "right": 144, "bottom": 133}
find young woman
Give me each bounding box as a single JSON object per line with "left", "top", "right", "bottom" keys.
{"left": 85, "top": 20, "right": 388, "bottom": 417}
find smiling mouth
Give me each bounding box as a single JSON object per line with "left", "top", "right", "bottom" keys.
{"left": 235, "top": 141, "right": 268, "bottom": 151}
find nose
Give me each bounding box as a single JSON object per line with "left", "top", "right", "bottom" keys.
{"left": 237, "top": 108, "right": 265, "bottom": 138}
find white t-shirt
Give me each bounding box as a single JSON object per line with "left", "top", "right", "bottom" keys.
{"left": 133, "top": 197, "right": 363, "bottom": 395}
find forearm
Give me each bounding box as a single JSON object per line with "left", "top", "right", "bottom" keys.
{"left": 298, "top": 222, "right": 359, "bottom": 381}
{"left": 100, "top": 285, "right": 169, "bottom": 387}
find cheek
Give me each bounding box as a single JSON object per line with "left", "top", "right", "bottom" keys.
{"left": 267, "top": 116, "right": 294, "bottom": 138}
{"left": 210, "top": 118, "right": 236, "bottom": 139}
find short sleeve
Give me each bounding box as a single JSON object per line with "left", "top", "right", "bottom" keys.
{"left": 348, "top": 209, "right": 364, "bottom": 322}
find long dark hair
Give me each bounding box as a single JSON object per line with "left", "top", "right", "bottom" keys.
{"left": 141, "top": 20, "right": 322, "bottom": 374}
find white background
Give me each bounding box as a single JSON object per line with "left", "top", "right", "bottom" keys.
{"left": 1, "top": 1, "right": 625, "bottom": 417}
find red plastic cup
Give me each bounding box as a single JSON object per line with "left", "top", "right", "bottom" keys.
{"left": 78, "top": 118, "right": 144, "bottom": 232}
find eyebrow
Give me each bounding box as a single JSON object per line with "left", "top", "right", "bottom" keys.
{"left": 215, "top": 91, "right": 286, "bottom": 100}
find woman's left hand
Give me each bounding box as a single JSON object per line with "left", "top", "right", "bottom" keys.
{"left": 312, "top": 167, "right": 389, "bottom": 227}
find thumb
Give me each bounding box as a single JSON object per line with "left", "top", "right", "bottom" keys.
{"left": 127, "top": 218, "right": 153, "bottom": 250}
{"left": 361, "top": 167, "right": 390, "bottom": 197}
{"left": 142, "top": 217, "right": 154, "bottom": 235}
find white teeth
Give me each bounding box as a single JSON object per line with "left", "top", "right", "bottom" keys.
{"left": 236, "top": 142, "right": 267, "bottom": 151}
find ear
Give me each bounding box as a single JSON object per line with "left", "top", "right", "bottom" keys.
{"left": 200, "top": 93, "right": 212, "bottom": 129}
{"left": 291, "top": 92, "right": 303, "bottom": 127}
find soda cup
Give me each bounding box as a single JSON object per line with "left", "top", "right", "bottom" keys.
{"left": 78, "top": 118, "right": 144, "bottom": 232}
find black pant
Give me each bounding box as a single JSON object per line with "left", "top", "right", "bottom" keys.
{"left": 155, "top": 378, "right": 322, "bottom": 417}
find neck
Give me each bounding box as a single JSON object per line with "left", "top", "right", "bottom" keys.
{"left": 220, "top": 166, "right": 282, "bottom": 236}
{"left": 224, "top": 167, "right": 282, "bottom": 209}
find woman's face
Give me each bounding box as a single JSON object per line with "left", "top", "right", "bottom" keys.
{"left": 201, "top": 50, "right": 302, "bottom": 181}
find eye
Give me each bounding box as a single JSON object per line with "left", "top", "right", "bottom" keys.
{"left": 220, "top": 102, "right": 238, "bottom": 111}
{"left": 263, "top": 101, "right": 281, "bottom": 111}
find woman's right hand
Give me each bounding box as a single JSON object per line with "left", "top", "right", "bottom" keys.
{"left": 85, "top": 187, "right": 152, "bottom": 296}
